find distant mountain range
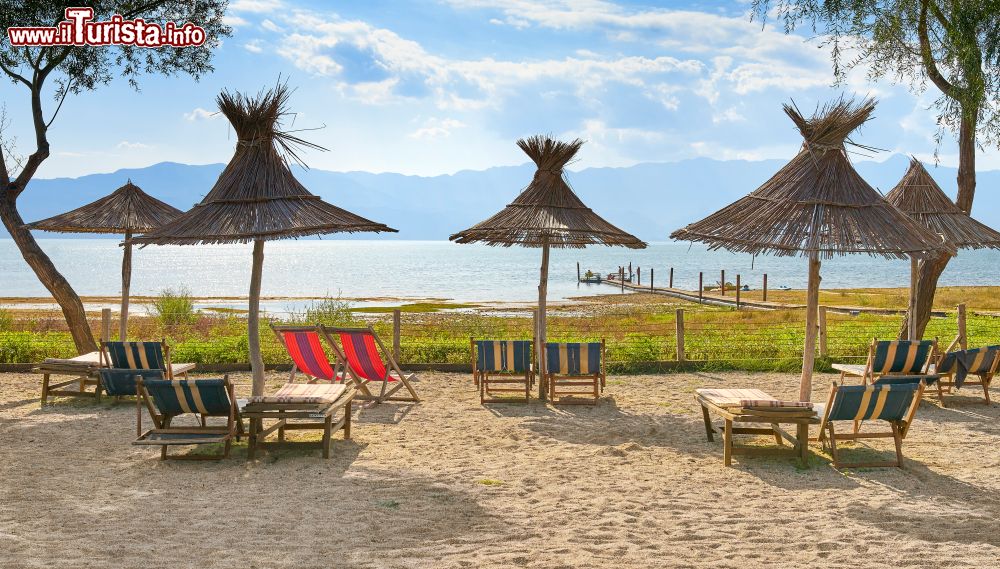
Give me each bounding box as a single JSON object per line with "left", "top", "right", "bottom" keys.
{"left": 13, "top": 154, "right": 1000, "bottom": 241}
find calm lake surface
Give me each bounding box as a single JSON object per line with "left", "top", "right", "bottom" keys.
{"left": 1, "top": 239, "right": 998, "bottom": 310}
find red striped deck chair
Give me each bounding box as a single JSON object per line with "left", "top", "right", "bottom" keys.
{"left": 270, "top": 325, "right": 375, "bottom": 400}
{"left": 320, "top": 325, "right": 419, "bottom": 404}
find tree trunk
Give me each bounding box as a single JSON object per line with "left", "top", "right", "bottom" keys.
{"left": 0, "top": 194, "right": 96, "bottom": 354}
{"left": 537, "top": 238, "right": 550, "bottom": 401}
{"left": 248, "top": 240, "right": 266, "bottom": 397}
{"left": 120, "top": 230, "right": 132, "bottom": 341}
{"left": 900, "top": 253, "right": 950, "bottom": 339}
{"left": 799, "top": 253, "right": 821, "bottom": 402}
{"left": 905, "top": 110, "right": 975, "bottom": 338}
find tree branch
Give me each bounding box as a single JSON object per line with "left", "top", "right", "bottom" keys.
{"left": 918, "top": 0, "right": 961, "bottom": 99}
{"left": 46, "top": 76, "right": 73, "bottom": 129}
{"left": 11, "top": 64, "right": 52, "bottom": 193}
{"left": 0, "top": 59, "right": 31, "bottom": 87}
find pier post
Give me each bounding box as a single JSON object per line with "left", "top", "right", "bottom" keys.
{"left": 720, "top": 270, "right": 725, "bottom": 296}
{"left": 577, "top": 262, "right": 580, "bottom": 282}
{"left": 650, "top": 268, "right": 654, "bottom": 290}
{"left": 735, "top": 275, "right": 741, "bottom": 309}
{"left": 620, "top": 267, "right": 624, "bottom": 292}
{"left": 675, "top": 309, "right": 685, "bottom": 363}
{"left": 763, "top": 274, "right": 768, "bottom": 302}
{"left": 669, "top": 267, "right": 674, "bottom": 289}
{"left": 392, "top": 309, "right": 402, "bottom": 362}
{"left": 818, "top": 306, "right": 828, "bottom": 358}
{"left": 637, "top": 267, "right": 641, "bottom": 286}
{"left": 958, "top": 304, "right": 967, "bottom": 350}
{"left": 698, "top": 272, "right": 703, "bottom": 302}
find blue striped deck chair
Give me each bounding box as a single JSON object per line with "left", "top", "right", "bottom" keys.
{"left": 933, "top": 345, "right": 1000, "bottom": 405}
{"left": 816, "top": 379, "right": 926, "bottom": 468}
{"left": 472, "top": 339, "right": 533, "bottom": 403}
{"left": 134, "top": 376, "right": 242, "bottom": 460}
{"left": 834, "top": 338, "right": 937, "bottom": 384}
{"left": 100, "top": 340, "right": 192, "bottom": 380}
{"left": 97, "top": 368, "right": 164, "bottom": 398}
{"left": 544, "top": 340, "right": 606, "bottom": 405}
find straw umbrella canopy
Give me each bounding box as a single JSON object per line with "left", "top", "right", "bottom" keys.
{"left": 670, "top": 98, "right": 953, "bottom": 401}
{"left": 134, "top": 84, "right": 396, "bottom": 396}
{"left": 886, "top": 157, "right": 1000, "bottom": 339}
{"left": 25, "top": 181, "right": 182, "bottom": 341}
{"left": 449, "top": 135, "right": 646, "bottom": 399}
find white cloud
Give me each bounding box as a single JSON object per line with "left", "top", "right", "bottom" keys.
{"left": 243, "top": 39, "right": 264, "bottom": 53}
{"left": 409, "top": 118, "right": 467, "bottom": 140}
{"left": 116, "top": 141, "right": 150, "bottom": 150}
{"left": 223, "top": 15, "right": 249, "bottom": 27}
{"left": 261, "top": 19, "right": 284, "bottom": 33}
{"left": 183, "top": 107, "right": 220, "bottom": 121}
{"left": 712, "top": 107, "right": 746, "bottom": 124}
{"left": 230, "top": 0, "right": 282, "bottom": 13}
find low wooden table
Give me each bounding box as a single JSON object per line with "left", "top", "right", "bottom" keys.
{"left": 34, "top": 352, "right": 197, "bottom": 404}
{"left": 243, "top": 384, "right": 356, "bottom": 460}
{"left": 695, "top": 388, "right": 818, "bottom": 467}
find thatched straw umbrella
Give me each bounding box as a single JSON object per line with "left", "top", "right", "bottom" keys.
{"left": 450, "top": 136, "right": 646, "bottom": 399}
{"left": 134, "top": 85, "right": 396, "bottom": 396}
{"left": 671, "top": 98, "right": 953, "bottom": 401}
{"left": 25, "top": 181, "right": 182, "bottom": 340}
{"left": 886, "top": 157, "right": 1000, "bottom": 339}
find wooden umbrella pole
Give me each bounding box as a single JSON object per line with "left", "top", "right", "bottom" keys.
{"left": 800, "top": 252, "right": 821, "bottom": 402}
{"left": 119, "top": 230, "right": 133, "bottom": 341}
{"left": 248, "top": 239, "right": 266, "bottom": 397}
{"left": 908, "top": 257, "right": 919, "bottom": 340}
{"left": 537, "top": 236, "right": 550, "bottom": 400}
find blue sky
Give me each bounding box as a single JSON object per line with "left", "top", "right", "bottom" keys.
{"left": 4, "top": 0, "right": 998, "bottom": 179}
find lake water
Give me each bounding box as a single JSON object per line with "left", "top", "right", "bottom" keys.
{"left": 1, "top": 239, "right": 997, "bottom": 312}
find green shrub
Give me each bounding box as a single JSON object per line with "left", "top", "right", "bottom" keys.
{"left": 0, "top": 308, "right": 13, "bottom": 332}
{"left": 152, "top": 287, "right": 197, "bottom": 326}
{"left": 302, "top": 295, "right": 355, "bottom": 327}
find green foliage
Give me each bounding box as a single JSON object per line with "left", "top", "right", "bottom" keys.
{"left": 151, "top": 287, "right": 197, "bottom": 326}
{"left": 0, "top": 308, "right": 13, "bottom": 332}
{"left": 302, "top": 295, "right": 357, "bottom": 327}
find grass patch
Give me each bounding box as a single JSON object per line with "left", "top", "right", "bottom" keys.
{"left": 375, "top": 499, "right": 401, "bottom": 509}
{"left": 152, "top": 287, "right": 197, "bottom": 326}
{"left": 477, "top": 479, "right": 505, "bottom": 486}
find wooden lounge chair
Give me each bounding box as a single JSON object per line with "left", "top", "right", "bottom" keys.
{"left": 36, "top": 352, "right": 103, "bottom": 404}
{"left": 471, "top": 339, "right": 533, "bottom": 404}
{"left": 243, "top": 382, "right": 356, "bottom": 459}
{"left": 832, "top": 338, "right": 937, "bottom": 384}
{"left": 271, "top": 324, "right": 376, "bottom": 400}
{"left": 100, "top": 340, "right": 196, "bottom": 381}
{"left": 134, "top": 376, "right": 243, "bottom": 460}
{"left": 696, "top": 388, "right": 817, "bottom": 467}
{"left": 544, "top": 340, "right": 605, "bottom": 405}
{"left": 931, "top": 343, "right": 999, "bottom": 405}
{"left": 816, "top": 378, "right": 926, "bottom": 468}
{"left": 321, "top": 325, "right": 420, "bottom": 404}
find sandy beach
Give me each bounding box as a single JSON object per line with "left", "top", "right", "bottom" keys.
{"left": 1, "top": 370, "right": 998, "bottom": 568}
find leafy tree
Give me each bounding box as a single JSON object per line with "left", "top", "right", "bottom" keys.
{"left": 0, "top": 1, "right": 229, "bottom": 352}
{"left": 753, "top": 0, "right": 1000, "bottom": 337}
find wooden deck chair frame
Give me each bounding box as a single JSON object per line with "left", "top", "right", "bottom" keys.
{"left": 931, "top": 337, "right": 999, "bottom": 406}
{"left": 269, "top": 324, "right": 377, "bottom": 401}
{"left": 471, "top": 338, "right": 535, "bottom": 404}
{"left": 320, "top": 325, "right": 419, "bottom": 404}
{"left": 134, "top": 375, "right": 244, "bottom": 461}
{"left": 816, "top": 380, "right": 925, "bottom": 469}
{"left": 546, "top": 339, "right": 606, "bottom": 406}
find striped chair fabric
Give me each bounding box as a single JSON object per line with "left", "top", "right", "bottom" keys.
{"left": 937, "top": 345, "right": 1000, "bottom": 375}
{"left": 105, "top": 341, "right": 166, "bottom": 370}
{"left": 142, "top": 378, "right": 232, "bottom": 416}
{"left": 98, "top": 368, "right": 164, "bottom": 397}
{"left": 546, "top": 342, "right": 602, "bottom": 375}
{"left": 826, "top": 383, "right": 920, "bottom": 422}
{"left": 476, "top": 340, "right": 531, "bottom": 373}
{"left": 339, "top": 331, "right": 392, "bottom": 382}
{"left": 871, "top": 340, "right": 934, "bottom": 374}
{"left": 281, "top": 330, "right": 336, "bottom": 381}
